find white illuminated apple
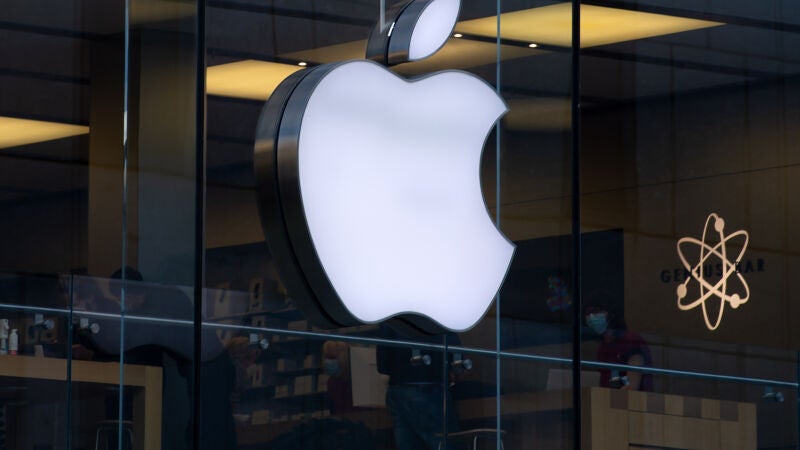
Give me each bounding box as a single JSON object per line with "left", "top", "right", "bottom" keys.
{"left": 255, "top": 0, "right": 515, "bottom": 332}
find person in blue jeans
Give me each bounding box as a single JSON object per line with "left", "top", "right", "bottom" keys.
{"left": 376, "top": 326, "right": 459, "bottom": 450}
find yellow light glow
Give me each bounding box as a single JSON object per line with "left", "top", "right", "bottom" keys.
{"left": 284, "top": 38, "right": 538, "bottom": 76}
{"left": 0, "top": 116, "right": 89, "bottom": 149}
{"left": 395, "top": 38, "right": 537, "bottom": 75}
{"left": 282, "top": 41, "right": 368, "bottom": 65}
{"left": 210, "top": 40, "right": 536, "bottom": 101}
{"left": 505, "top": 98, "right": 571, "bottom": 131}
{"left": 206, "top": 4, "right": 720, "bottom": 101}
{"left": 206, "top": 60, "right": 304, "bottom": 101}
{"left": 456, "top": 3, "right": 723, "bottom": 48}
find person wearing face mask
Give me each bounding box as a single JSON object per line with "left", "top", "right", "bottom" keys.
{"left": 321, "top": 341, "right": 355, "bottom": 414}
{"left": 585, "top": 305, "right": 653, "bottom": 391}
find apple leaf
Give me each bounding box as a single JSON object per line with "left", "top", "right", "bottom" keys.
{"left": 408, "top": 0, "right": 460, "bottom": 61}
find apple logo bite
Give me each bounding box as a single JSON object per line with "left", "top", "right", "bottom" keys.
{"left": 254, "top": 0, "right": 515, "bottom": 333}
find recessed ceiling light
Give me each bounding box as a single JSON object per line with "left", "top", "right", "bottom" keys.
{"left": 283, "top": 39, "right": 534, "bottom": 77}
{"left": 456, "top": 3, "right": 723, "bottom": 48}
{"left": 209, "top": 4, "right": 720, "bottom": 104}
{"left": 206, "top": 60, "right": 304, "bottom": 100}
{"left": 0, "top": 116, "right": 89, "bottom": 149}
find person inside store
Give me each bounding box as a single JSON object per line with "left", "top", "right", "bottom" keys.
{"left": 376, "top": 325, "right": 460, "bottom": 450}
{"left": 322, "top": 340, "right": 355, "bottom": 414}
{"left": 68, "top": 268, "right": 238, "bottom": 450}
{"left": 68, "top": 273, "right": 117, "bottom": 360}
{"left": 585, "top": 304, "right": 653, "bottom": 391}
{"left": 69, "top": 267, "right": 195, "bottom": 363}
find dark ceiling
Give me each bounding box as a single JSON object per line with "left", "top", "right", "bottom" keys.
{"left": 0, "top": 0, "right": 798, "bottom": 204}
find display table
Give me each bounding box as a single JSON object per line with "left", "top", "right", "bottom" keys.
{"left": 0, "top": 355, "right": 163, "bottom": 450}
{"left": 462, "top": 387, "right": 756, "bottom": 449}
{"left": 582, "top": 387, "right": 756, "bottom": 450}
{"left": 237, "top": 387, "right": 756, "bottom": 449}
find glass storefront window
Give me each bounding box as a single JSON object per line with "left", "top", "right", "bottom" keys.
{"left": 0, "top": 0, "right": 797, "bottom": 448}
{"left": 579, "top": 0, "right": 799, "bottom": 448}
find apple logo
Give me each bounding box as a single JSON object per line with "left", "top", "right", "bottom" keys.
{"left": 254, "top": 0, "right": 515, "bottom": 333}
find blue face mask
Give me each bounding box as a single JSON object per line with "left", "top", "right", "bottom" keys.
{"left": 324, "top": 359, "right": 341, "bottom": 376}
{"left": 586, "top": 314, "right": 608, "bottom": 335}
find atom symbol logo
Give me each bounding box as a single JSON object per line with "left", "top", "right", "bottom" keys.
{"left": 676, "top": 213, "right": 750, "bottom": 331}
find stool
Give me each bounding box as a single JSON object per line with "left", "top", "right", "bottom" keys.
{"left": 95, "top": 420, "right": 133, "bottom": 450}
{"left": 437, "top": 428, "right": 506, "bottom": 450}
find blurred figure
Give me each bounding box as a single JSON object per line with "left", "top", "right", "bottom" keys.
{"left": 376, "top": 327, "right": 459, "bottom": 450}
{"left": 585, "top": 305, "right": 653, "bottom": 391}
{"left": 322, "top": 341, "right": 354, "bottom": 414}
{"left": 68, "top": 275, "right": 112, "bottom": 361}
{"left": 67, "top": 268, "right": 236, "bottom": 449}
{"left": 226, "top": 335, "right": 262, "bottom": 414}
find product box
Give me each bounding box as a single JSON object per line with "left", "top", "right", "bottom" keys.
{"left": 285, "top": 320, "right": 308, "bottom": 341}
{"left": 276, "top": 358, "right": 298, "bottom": 372}
{"left": 350, "top": 346, "right": 389, "bottom": 407}
{"left": 248, "top": 364, "right": 264, "bottom": 387}
{"left": 211, "top": 285, "right": 250, "bottom": 318}
{"left": 251, "top": 409, "right": 270, "bottom": 425}
{"left": 317, "top": 374, "right": 329, "bottom": 392}
{"left": 274, "top": 384, "right": 291, "bottom": 398}
{"left": 303, "top": 354, "right": 318, "bottom": 369}
{"left": 248, "top": 277, "right": 265, "bottom": 312}
{"left": 287, "top": 320, "right": 308, "bottom": 331}
{"left": 294, "top": 375, "right": 314, "bottom": 395}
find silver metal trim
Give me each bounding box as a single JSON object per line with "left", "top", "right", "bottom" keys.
{"left": 366, "top": 1, "right": 410, "bottom": 65}
{"left": 387, "top": 0, "right": 433, "bottom": 65}
{"left": 254, "top": 68, "right": 349, "bottom": 329}
{"left": 273, "top": 63, "right": 363, "bottom": 328}
{"left": 366, "top": 0, "right": 460, "bottom": 67}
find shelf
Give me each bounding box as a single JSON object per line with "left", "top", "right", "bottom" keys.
{"left": 273, "top": 367, "right": 321, "bottom": 378}
{"left": 270, "top": 390, "right": 327, "bottom": 404}
{"left": 239, "top": 387, "right": 328, "bottom": 407}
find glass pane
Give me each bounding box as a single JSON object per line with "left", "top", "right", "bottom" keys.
{"left": 487, "top": 0, "right": 576, "bottom": 446}
{"left": 580, "top": 0, "right": 800, "bottom": 447}
{"left": 122, "top": 0, "right": 201, "bottom": 447}
{"left": 0, "top": 0, "right": 126, "bottom": 448}
{"left": 458, "top": 0, "right": 575, "bottom": 356}
{"left": 204, "top": 0, "right": 577, "bottom": 448}
{"left": 197, "top": 328, "right": 449, "bottom": 449}
{"left": 502, "top": 358, "right": 574, "bottom": 448}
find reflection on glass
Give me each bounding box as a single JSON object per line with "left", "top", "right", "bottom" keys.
{"left": 580, "top": 0, "right": 799, "bottom": 447}
{"left": 377, "top": 329, "right": 455, "bottom": 450}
